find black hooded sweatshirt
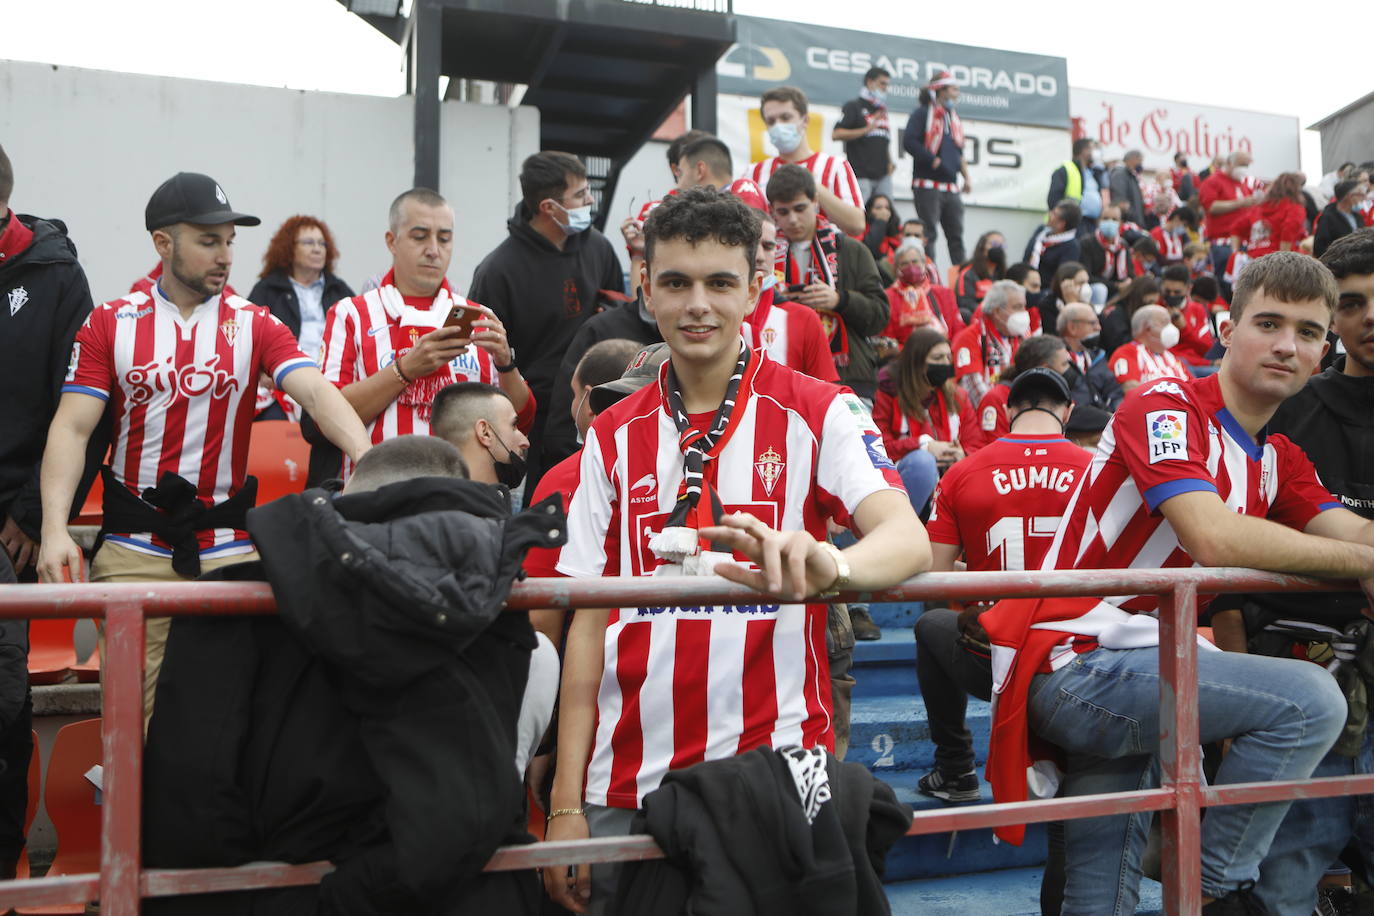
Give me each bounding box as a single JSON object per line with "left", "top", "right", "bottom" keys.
{"left": 0, "top": 212, "right": 100, "bottom": 539}
{"left": 1254, "top": 358, "right": 1374, "bottom": 627}
{"left": 469, "top": 204, "right": 623, "bottom": 482}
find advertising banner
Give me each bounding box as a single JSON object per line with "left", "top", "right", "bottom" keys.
{"left": 718, "top": 93, "right": 1068, "bottom": 213}
{"left": 1071, "top": 87, "right": 1300, "bottom": 177}
{"left": 717, "top": 15, "right": 1069, "bottom": 130}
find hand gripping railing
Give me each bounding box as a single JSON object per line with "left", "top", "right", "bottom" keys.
{"left": 0, "top": 569, "right": 1367, "bottom": 915}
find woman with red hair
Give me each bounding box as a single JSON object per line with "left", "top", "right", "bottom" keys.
{"left": 247, "top": 215, "right": 355, "bottom": 363}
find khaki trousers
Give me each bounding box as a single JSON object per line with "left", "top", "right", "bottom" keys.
{"left": 90, "top": 541, "right": 260, "bottom": 731}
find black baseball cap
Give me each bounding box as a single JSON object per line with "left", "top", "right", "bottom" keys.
{"left": 1065, "top": 404, "right": 1111, "bottom": 435}
{"left": 145, "top": 172, "right": 260, "bottom": 232}
{"left": 1008, "top": 366, "right": 1072, "bottom": 407}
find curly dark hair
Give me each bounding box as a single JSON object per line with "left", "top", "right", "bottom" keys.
{"left": 259, "top": 215, "right": 339, "bottom": 279}
{"left": 642, "top": 186, "right": 761, "bottom": 274}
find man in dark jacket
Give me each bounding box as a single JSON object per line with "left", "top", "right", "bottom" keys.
{"left": 766, "top": 164, "right": 888, "bottom": 399}
{"left": 1108, "top": 150, "right": 1147, "bottom": 226}
{"left": 902, "top": 71, "right": 969, "bottom": 265}
{"left": 144, "top": 435, "right": 562, "bottom": 914}
{"left": 0, "top": 551, "right": 30, "bottom": 881}
{"left": 1056, "top": 303, "right": 1123, "bottom": 411}
{"left": 470, "top": 152, "right": 625, "bottom": 490}
{"left": 1246, "top": 229, "right": 1374, "bottom": 915}
{"left": 1025, "top": 200, "right": 1084, "bottom": 328}
{"left": 1313, "top": 179, "right": 1366, "bottom": 258}
{"left": 0, "top": 143, "right": 99, "bottom": 577}
{"left": 540, "top": 291, "right": 662, "bottom": 472}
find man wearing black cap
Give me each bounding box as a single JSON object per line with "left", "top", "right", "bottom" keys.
{"left": 36, "top": 172, "right": 372, "bottom": 723}
{"left": 915, "top": 366, "right": 1089, "bottom": 804}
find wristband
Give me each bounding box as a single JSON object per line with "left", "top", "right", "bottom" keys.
{"left": 392, "top": 360, "right": 412, "bottom": 385}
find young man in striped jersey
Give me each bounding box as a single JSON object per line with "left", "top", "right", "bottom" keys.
{"left": 36, "top": 172, "right": 372, "bottom": 722}
{"left": 318, "top": 188, "right": 534, "bottom": 478}
{"left": 979, "top": 252, "right": 1374, "bottom": 915}
{"left": 543, "top": 187, "right": 927, "bottom": 913}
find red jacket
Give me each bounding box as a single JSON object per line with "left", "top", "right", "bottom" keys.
{"left": 872, "top": 384, "right": 974, "bottom": 461}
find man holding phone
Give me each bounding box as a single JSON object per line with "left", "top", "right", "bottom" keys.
{"left": 765, "top": 164, "right": 888, "bottom": 400}
{"left": 320, "top": 188, "right": 535, "bottom": 478}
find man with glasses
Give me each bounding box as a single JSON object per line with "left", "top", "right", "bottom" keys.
{"left": 471, "top": 151, "right": 624, "bottom": 490}
{"left": 1056, "top": 303, "right": 1123, "bottom": 411}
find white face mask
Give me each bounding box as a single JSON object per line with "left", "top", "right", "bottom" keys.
{"left": 1077, "top": 283, "right": 1093, "bottom": 304}
{"left": 767, "top": 122, "right": 804, "bottom": 155}
{"left": 759, "top": 272, "right": 778, "bottom": 292}
{"left": 1231, "top": 166, "right": 1250, "bottom": 181}
{"left": 1005, "top": 310, "right": 1032, "bottom": 338}
{"left": 1159, "top": 324, "right": 1181, "bottom": 349}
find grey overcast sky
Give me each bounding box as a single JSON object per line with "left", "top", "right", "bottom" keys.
{"left": 0, "top": 0, "right": 1358, "bottom": 175}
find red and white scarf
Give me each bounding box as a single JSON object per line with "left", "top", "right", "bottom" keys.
{"left": 1096, "top": 232, "right": 1131, "bottom": 282}
{"left": 377, "top": 269, "right": 473, "bottom": 421}
{"left": 891, "top": 280, "right": 947, "bottom": 338}
{"left": 923, "top": 102, "right": 964, "bottom": 156}
{"left": 1027, "top": 227, "right": 1077, "bottom": 270}
{"left": 775, "top": 219, "right": 849, "bottom": 366}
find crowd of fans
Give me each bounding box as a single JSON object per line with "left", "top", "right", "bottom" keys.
{"left": 1, "top": 63, "right": 1374, "bottom": 916}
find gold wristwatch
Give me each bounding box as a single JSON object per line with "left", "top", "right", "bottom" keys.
{"left": 813, "top": 541, "right": 851, "bottom": 598}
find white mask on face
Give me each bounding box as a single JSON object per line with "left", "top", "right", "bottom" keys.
{"left": 1231, "top": 166, "right": 1250, "bottom": 181}
{"left": 1005, "top": 310, "right": 1032, "bottom": 338}
{"left": 767, "top": 122, "right": 804, "bottom": 155}
{"left": 1159, "top": 324, "right": 1181, "bottom": 349}
{"left": 1077, "top": 283, "right": 1093, "bottom": 304}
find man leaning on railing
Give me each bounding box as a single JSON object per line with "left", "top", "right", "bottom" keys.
{"left": 974, "top": 252, "right": 1374, "bottom": 916}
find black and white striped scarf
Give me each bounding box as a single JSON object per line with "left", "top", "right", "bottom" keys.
{"left": 662, "top": 341, "right": 751, "bottom": 531}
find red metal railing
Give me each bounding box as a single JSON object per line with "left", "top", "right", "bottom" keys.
{"left": 0, "top": 569, "right": 1370, "bottom": 915}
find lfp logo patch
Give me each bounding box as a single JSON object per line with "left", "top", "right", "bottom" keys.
{"left": 1146, "top": 410, "right": 1188, "bottom": 464}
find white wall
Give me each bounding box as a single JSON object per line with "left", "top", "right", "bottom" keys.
{"left": 0, "top": 60, "right": 538, "bottom": 302}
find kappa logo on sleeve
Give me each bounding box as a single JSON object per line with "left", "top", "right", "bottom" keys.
{"left": 1146, "top": 410, "right": 1188, "bottom": 464}
{"left": 1145, "top": 380, "right": 1186, "bottom": 399}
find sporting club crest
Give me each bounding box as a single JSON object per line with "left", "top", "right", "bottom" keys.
{"left": 754, "top": 446, "right": 785, "bottom": 496}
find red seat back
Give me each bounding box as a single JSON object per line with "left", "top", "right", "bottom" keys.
{"left": 246, "top": 420, "right": 312, "bottom": 505}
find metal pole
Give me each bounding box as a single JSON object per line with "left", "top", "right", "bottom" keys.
{"left": 1158, "top": 582, "right": 1202, "bottom": 915}
{"left": 409, "top": 0, "right": 442, "bottom": 190}
{"left": 99, "top": 598, "right": 146, "bottom": 916}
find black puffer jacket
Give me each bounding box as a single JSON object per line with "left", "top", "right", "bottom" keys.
{"left": 146, "top": 477, "right": 563, "bottom": 915}
{"left": 0, "top": 214, "right": 98, "bottom": 538}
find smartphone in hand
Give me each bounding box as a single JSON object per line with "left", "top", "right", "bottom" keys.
{"left": 443, "top": 304, "right": 482, "bottom": 338}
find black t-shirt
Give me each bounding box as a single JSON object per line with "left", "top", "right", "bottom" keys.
{"left": 838, "top": 97, "right": 891, "bottom": 180}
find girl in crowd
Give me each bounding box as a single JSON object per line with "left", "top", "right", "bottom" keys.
{"left": 872, "top": 327, "right": 973, "bottom": 516}
{"left": 954, "top": 230, "right": 1008, "bottom": 320}
{"left": 861, "top": 193, "right": 902, "bottom": 268}
{"left": 1099, "top": 273, "right": 1159, "bottom": 355}
{"left": 1246, "top": 171, "right": 1308, "bottom": 259}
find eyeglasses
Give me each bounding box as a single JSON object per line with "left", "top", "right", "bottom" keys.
{"left": 296, "top": 239, "right": 327, "bottom": 249}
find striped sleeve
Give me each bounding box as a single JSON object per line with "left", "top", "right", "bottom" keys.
{"left": 556, "top": 424, "right": 617, "bottom": 579}
{"left": 62, "top": 308, "right": 113, "bottom": 401}
{"left": 831, "top": 157, "right": 864, "bottom": 210}
{"left": 320, "top": 299, "right": 359, "bottom": 387}
{"left": 256, "top": 310, "right": 316, "bottom": 387}
{"left": 814, "top": 390, "right": 906, "bottom": 520}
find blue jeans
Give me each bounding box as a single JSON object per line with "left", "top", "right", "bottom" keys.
{"left": 1028, "top": 646, "right": 1345, "bottom": 914}
{"left": 1254, "top": 717, "right": 1374, "bottom": 915}
{"left": 896, "top": 449, "right": 939, "bottom": 516}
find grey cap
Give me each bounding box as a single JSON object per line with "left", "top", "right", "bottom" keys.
{"left": 589, "top": 342, "right": 670, "bottom": 414}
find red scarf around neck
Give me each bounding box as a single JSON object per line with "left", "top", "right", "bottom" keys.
{"left": 774, "top": 219, "right": 849, "bottom": 365}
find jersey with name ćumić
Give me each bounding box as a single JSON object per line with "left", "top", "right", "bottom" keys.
{"left": 558, "top": 349, "right": 904, "bottom": 808}
{"left": 63, "top": 286, "right": 313, "bottom": 557}
{"left": 927, "top": 434, "right": 1092, "bottom": 573}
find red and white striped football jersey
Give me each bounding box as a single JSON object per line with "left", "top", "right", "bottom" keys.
{"left": 558, "top": 351, "right": 904, "bottom": 808}
{"left": 319, "top": 271, "right": 513, "bottom": 460}
{"left": 744, "top": 152, "right": 863, "bottom": 223}
{"left": 1108, "top": 340, "right": 1190, "bottom": 386}
{"left": 742, "top": 289, "right": 839, "bottom": 383}
{"left": 927, "top": 434, "right": 1091, "bottom": 572}
{"left": 1011, "top": 373, "right": 1339, "bottom": 671}
{"left": 64, "top": 285, "right": 314, "bottom": 557}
